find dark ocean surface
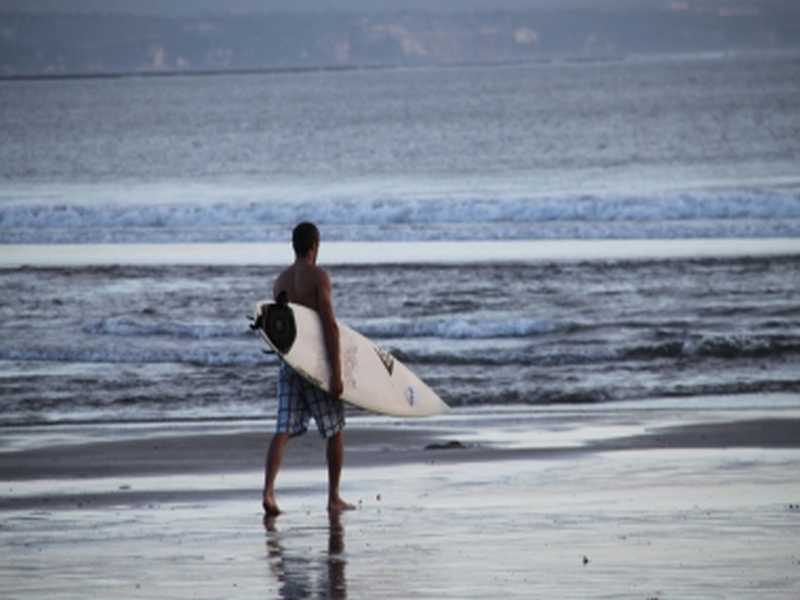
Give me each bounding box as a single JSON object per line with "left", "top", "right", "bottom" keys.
{"left": 1, "top": 255, "right": 798, "bottom": 425}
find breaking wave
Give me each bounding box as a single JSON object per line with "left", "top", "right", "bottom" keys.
{"left": 81, "top": 314, "right": 562, "bottom": 341}
{"left": 2, "top": 188, "right": 800, "bottom": 243}
{"left": 623, "top": 334, "right": 800, "bottom": 361}
{"left": 83, "top": 317, "right": 250, "bottom": 340}
{"left": 7, "top": 331, "right": 796, "bottom": 368}
{"left": 353, "top": 315, "right": 563, "bottom": 339}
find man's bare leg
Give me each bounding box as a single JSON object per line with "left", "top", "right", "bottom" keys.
{"left": 263, "top": 432, "right": 289, "bottom": 515}
{"left": 326, "top": 431, "right": 355, "bottom": 513}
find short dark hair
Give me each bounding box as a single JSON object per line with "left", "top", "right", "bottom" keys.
{"left": 292, "top": 222, "right": 320, "bottom": 257}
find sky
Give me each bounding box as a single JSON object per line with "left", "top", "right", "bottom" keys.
{"left": 0, "top": 0, "right": 747, "bottom": 15}
{"left": 2, "top": 0, "right": 798, "bottom": 17}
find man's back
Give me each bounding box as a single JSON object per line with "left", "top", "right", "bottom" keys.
{"left": 273, "top": 262, "right": 327, "bottom": 311}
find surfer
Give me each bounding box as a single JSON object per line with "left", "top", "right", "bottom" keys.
{"left": 263, "top": 222, "right": 355, "bottom": 515}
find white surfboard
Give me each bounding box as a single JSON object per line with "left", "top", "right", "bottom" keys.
{"left": 253, "top": 300, "right": 449, "bottom": 417}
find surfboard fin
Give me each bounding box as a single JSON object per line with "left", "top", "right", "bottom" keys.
{"left": 248, "top": 313, "right": 263, "bottom": 331}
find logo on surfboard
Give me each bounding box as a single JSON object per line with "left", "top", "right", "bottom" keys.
{"left": 374, "top": 346, "right": 395, "bottom": 376}
{"left": 405, "top": 386, "right": 417, "bottom": 407}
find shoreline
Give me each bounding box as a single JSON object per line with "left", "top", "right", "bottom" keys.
{"left": 3, "top": 404, "right": 799, "bottom": 598}
{"left": 2, "top": 410, "right": 798, "bottom": 510}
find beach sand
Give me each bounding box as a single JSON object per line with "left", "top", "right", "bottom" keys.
{"left": 2, "top": 402, "right": 799, "bottom": 599}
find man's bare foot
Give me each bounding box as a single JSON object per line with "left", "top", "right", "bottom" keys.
{"left": 263, "top": 493, "right": 281, "bottom": 516}
{"left": 328, "top": 497, "right": 356, "bottom": 513}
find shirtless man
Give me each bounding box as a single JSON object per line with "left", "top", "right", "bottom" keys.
{"left": 263, "top": 222, "right": 355, "bottom": 515}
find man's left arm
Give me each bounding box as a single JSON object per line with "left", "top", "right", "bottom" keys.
{"left": 317, "top": 270, "right": 343, "bottom": 398}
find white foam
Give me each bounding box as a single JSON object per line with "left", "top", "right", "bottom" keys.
{"left": 83, "top": 317, "right": 248, "bottom": 340}
{"left": 2, "top": 238, "right": 799, "bottom": 267}
{"left": 353, "top": 315, "right": 560, "bottom": 339}
{"left": 2, "top": 188, "right": 800, "bottom": 243}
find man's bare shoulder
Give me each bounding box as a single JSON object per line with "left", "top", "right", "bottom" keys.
{"left": 272, "top": 267, "right": 293, "bottom": 297}
{"left": 296, "top": 263, "right": 331, "bottom": 289}
{"left": 272, "top": 263, "right": 332, "bottom": 308}
{"left": 313, "top": 265, "right": 332, "bottom": 287}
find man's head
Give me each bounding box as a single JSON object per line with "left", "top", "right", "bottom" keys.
{"left": 292, "top": 222, "right": 320, "bottom": 259}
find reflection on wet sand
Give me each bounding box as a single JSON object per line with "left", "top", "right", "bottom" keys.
{"left": 264, "top": 512, "right": 347, "bottom": 599}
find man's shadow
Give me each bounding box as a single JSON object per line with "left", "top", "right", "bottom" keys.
{"left": 264, "top": 511, "right": 347, "bottom": 599}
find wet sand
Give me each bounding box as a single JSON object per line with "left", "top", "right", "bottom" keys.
{"left": 2, "top": 403, "right": 800, "bottom": 599}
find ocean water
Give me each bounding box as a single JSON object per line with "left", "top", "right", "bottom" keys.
{"left": 1, "top": 255, "right": 798, "bottom": 425}
{"left": 2, "top": 53, "right": 800, "bottom": 244}
{"left": 1, "top": 52, "right": 799, "bottom": 425}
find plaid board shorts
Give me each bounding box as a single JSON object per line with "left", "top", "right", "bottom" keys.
{"left": 275, "top": 361, "right": 345, "bottom": 439}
